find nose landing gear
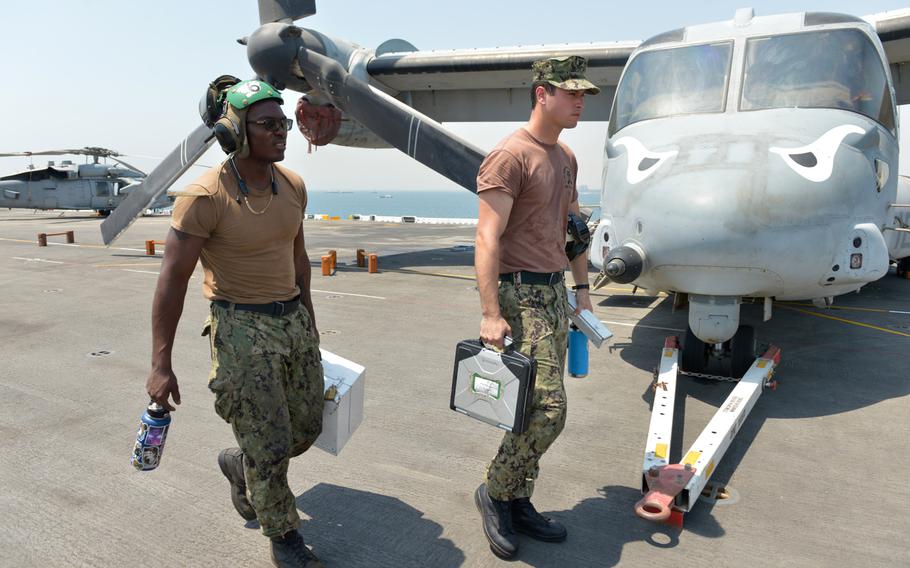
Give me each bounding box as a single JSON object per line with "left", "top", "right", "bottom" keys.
{"left": 681, "top": 324, "right": 756, "bottom": 379}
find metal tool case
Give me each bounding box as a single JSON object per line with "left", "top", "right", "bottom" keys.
{"left": 450, "top": 339, "right": 537, "bottom": 433}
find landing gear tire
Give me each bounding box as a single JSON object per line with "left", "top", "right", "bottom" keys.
{"left": 682, "top": 326, "right": 708, "bottom": 374}
{"left": 730, "top": 325, "right": 756, "bottom": 378}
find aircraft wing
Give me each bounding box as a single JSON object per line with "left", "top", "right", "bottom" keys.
{"left": 366, "top": 42, "right": 637, "bottom": 122}
{"left": 865, "top": 8, "right": 910, "bottom": 104}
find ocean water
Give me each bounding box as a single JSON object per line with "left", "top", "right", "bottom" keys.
{"left": 306, "top": 189, "right": 602, "bottom": 219}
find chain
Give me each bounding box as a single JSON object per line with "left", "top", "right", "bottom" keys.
{"left": 652, "top": 366, "right": 741, "bottom": 384}
{"left": 680, "top": 371, "right": 741, "bottom": 383}
{"left": 242, "top": 193, "right": 274, "bottom": 215}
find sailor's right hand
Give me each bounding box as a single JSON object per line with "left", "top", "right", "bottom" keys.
{"left": 147, "top": 366, "right": 181, "bottom": 411}
{"left": 480, "top": 314, "right": 512, "bottom": 350}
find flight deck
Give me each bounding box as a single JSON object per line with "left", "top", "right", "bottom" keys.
{"left": 0, "top": 210, "right": 908, "bottom": 567}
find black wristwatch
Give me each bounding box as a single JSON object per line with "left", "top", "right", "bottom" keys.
{"left": 572, "top": 284, "right": 590, "bottom": 291}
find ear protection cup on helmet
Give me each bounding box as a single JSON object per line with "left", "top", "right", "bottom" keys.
{"left": 213, "top": 116, "right": 241, "bottom": 155}
{"left": 566, "top": 212, "right": 591, "bottom": 261}
{"left": 200, "top": 74, "right": 241, "bottom": 127}
{"left": 200, "top": 78, "right": 282, "bottom": 158}
{"left": 212, "top": 105, "right": 249, "bottom": 158}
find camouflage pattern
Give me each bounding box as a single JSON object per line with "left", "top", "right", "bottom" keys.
{"left": 485, "top": 282, "right": 569, "bottom": 501}
{"left": 204, "top": 303, "right": 324, "bottom": 538}
{"left": 532, "top": 55, "right": 601, "bottom": 95}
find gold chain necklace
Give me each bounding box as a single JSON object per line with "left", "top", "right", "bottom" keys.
{"left": 229, "top": 158, "right": 277, "bottom": 215}
{"left": 242, "top": 192, "right": 273, "bottom": 215}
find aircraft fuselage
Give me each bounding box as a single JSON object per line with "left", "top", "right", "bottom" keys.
{"left": 591, "top": 12, "right": 906, "bottom": 343}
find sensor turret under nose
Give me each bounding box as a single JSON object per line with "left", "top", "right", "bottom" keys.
{"left": 604, "top": 246, "right": 644, "bottom": 284}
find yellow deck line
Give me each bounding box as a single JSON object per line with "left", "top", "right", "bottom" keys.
{"left": 778, "top": 305, "right": 910, "bottom": 338}
{"left": 776, "top": 301, "right": 910, "bottom": 315}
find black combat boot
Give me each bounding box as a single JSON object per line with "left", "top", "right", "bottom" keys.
{"left": 270, "top": 531, "right": 324, "bottom": 568}
{"left": 512, "top": 497, "right": 567, "bottom": 542}
{"left": 474, "top": 483, "right": 519, "bottom": 559}
{"left": 218, "top": 447, "right": 257, "bottom": 521}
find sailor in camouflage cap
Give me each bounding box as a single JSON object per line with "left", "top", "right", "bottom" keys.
{"left": 532, "top": 55, "right": 601, "bottom": 94}
{"left": 472, "top": 52, "right": 598, "bottom": 560}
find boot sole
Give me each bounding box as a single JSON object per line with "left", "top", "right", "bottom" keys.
{"left": 474, "top": 487, "right": 518, "bottom": 560}
{"left": 218, "top": 450, "right": 257, "bottom": 521}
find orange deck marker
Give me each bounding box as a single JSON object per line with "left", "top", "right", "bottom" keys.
{"left": 368, "top": 253, "right": 378, "bottom": 273}
{"left": 321, "top": 255, "right": 332, "bottom": 276}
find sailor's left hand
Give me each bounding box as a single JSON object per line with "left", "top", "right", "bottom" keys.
{"left": 575, "top": 288, "right": 594, "bottom": 314}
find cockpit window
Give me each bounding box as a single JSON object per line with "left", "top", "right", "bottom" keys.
{"left": 609, "top": 41, "right": 733, "bottom": 136}
{"left": 741, "top": 29, "right": 895, "bottom": 132}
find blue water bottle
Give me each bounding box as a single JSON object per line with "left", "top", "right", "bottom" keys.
{"left": 568, "top": 324, "right": 589, "bottom": 378}
{"left": 131, "top": 402, "right": 171, "bottom": 471}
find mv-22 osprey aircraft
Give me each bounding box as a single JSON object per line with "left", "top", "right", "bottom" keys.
{"left": 0, "top": 147, "right": 171, "bottom": 215}
{"left": 101, "top": 0, "right": 910, "bottom": 523}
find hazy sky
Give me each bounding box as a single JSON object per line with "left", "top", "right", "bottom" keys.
{"left": 2, "top": 0, "right": 909, "bottom": 191}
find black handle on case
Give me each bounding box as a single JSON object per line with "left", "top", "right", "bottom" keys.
{"left": 479, "top": 336, "right": 515, "bottom": 352}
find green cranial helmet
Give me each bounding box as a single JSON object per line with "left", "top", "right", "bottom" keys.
{"left": 212, "top": 79, "right": 285, "bottom": 159}
{"left": 224, "top": 79, "right": 284, "bottom": 110}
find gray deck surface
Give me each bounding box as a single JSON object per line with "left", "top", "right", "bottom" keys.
{"left": 1, "top": 210, "right": 908, "bottom": 567}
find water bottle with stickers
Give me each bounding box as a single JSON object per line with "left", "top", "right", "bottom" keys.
{"left": 131, "top": 402, "right": 171, "bottom": 471}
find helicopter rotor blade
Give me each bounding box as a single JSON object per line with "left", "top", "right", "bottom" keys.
{"left": 100, "top": 123, "right": 214, "bottom": 245}
{"left": 296, "top": 47, "right": 485, "bottom": 193}
{"left": 0, "top": 149, "right": 86, "bottom": 157}
{"left": 107, "top": 156, "right": 147, "bottom": 177}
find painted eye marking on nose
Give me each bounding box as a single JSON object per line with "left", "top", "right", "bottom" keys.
{"left": 769, "top": 124, "right": 864, "bottom": 183}
{"left": 613, "top": 137, "right": 678, "bottom": 185}
{"left": 788, "top": 152, "right": 817, "bottom": 168}
{"left": 638, "top": 157, "right": 660, "bottom": 171}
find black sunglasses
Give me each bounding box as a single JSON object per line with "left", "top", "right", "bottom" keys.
{"left": 247, "top": 118, "right": 293, "bottom": 133}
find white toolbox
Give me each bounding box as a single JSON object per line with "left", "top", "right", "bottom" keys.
{"left": 314, "top": 349, "right": 365, "bottom": 455}
{"left": 567, "top": 290, "right": 614, "bottom": 348}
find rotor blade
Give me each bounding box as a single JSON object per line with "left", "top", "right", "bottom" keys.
{"left": 108, "top": 156, "right": 147, "bottom": 176}
{"left": 297, "top": 48, "right": 485, "bottom": 193}
{"left": 258, "top": 0, "right": 315, "bottom": 24}
{"left": 100, "top": 123, "right": 214, "bottom": 245}
{"left": 0, "top": 149, "right": 86, "bottom": 157}
{"left": 0, "top": 147, "right": 119, "bottom": 158}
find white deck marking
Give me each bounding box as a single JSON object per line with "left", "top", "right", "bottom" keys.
{"left": 12, "top": 257, "right": 64, "bottom": 264}
{"left": 311, "top": 288, "right": 386, "bottom": 300}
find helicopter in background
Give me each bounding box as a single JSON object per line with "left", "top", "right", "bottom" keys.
{"left": 0, "top": 146, "right": 171, "bottom": 216}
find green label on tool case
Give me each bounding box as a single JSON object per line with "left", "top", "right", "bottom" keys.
{"left": 471, "top": 374, "right": 502, "bottom": 399}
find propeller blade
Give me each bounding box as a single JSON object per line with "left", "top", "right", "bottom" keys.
{"left": 258, "top": 0, "right": 315, "bottom": 24}
{"left": 297, "top": 48, "right": 485, "bottom": 192}
{"left": 100, "top": 123, "right": 214, "bottom": 245}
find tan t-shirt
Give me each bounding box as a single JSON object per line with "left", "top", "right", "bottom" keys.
{"left": 171, "top": 162, "right": 307, "bottom": 304}
{"left": 476, "top": 128, "right": 578, "bottom": 273}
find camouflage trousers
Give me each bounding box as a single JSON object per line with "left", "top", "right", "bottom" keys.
{"left": 205, "top": 302, "right": 324, "bottom": 538}
{"left": 485, "top": 282, "right": 569, "bottom": 501}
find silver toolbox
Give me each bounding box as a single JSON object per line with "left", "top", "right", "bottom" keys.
{"left": 450, "top": 339, "right": 536, "bottom": 433}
